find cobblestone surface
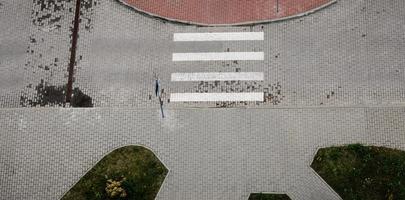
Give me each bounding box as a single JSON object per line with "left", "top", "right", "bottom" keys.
{"left": 0, "top": 0, "right": 31, "bottom": 107}
{"left": 73, "top": 0, "right": 405, "bottom": 108}
{"left": 0, "top": 107, "right": 404, "bottom": 200}
{"left": 0, "top": 0, "right": 77, "bottom": 107}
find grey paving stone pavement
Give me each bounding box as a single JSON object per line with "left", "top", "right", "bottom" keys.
{"left": 72, "top": 0, "right": 405, "bottom": 108}
{"left": 0, "top": 0, "right": 77, "bottom": 107}
{"left": 0, "top": 0, "right": 31, "bottom": 107}
{"left": 1, "top": 0, "right": 405, "bottom": 200}
{"left": 1, "top": 107, "right": 405, "bottom": 200}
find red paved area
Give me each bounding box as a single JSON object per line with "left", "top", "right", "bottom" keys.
{"left": 120, "top": 0, "right": 335, "bottom": 25}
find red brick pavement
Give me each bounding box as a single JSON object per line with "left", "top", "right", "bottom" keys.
{"left": 120, "top": 0, "right": 335, "bottom": 25}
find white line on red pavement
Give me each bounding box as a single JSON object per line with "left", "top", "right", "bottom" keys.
{"left": 172, "top": 52, "right": 264, "bottom": 61}
{"left": 171, "top": 72, "right": 264, "bottom": 81}
{"left": 170, "top": 93, "right": 264, "bottom": 102}
{"left": 173, "top": 32, "right": 264, "bottom": 42}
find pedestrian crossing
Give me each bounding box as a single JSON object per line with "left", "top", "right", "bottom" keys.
{"left": 171, "top": 32, "right": 265, "bottom": 103}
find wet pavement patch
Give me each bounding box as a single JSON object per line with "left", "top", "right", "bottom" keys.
{"left": 20, "top": 80, "right": 93, "bottom": 107}
{"left": 70, "top": 88, "right": 93, "bottom": 107}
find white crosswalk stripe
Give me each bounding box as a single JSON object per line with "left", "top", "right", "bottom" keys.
{"left": 172, "top": 52, "right": 264, "bottom": 62}
{"left": 170, "top": 93, "right": 264, "bottom": 102}
{"left": 171, "top": 72, "right": 264, "bottom": 82}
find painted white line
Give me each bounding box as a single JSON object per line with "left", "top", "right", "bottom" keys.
{"left": 172, "top": 52, "right": 264, "bottom": 61}
{"left": 171, "top": 72, "right": 264, "bottom": 82}
{"left": 170, "top": 93, "right": 264, "bottom": 102}
{"left": 173, "top": 32, "right": 264, "bottom": 41}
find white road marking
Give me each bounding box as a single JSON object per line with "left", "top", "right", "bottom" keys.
{"left": 170, "top": 93, "right": 264, "bottom": 102}
{"left": 173, "top": 32, "right": 264, "bottom": 42}
{"left": 172, "top": 52, "right": 264, "bottom": 61}
{"left": 171, "top": 72, "right": 264, "bottom": 81}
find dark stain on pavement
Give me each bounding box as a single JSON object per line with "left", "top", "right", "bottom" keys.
{"left": 32, "top": 0, "right": 73, "bottom": 28}
{"left": 80, "top": 0, "right": 97, "bottom": 31}
{"left": 20, "top": 80, "right": 67, "bottom": 107}
{"left": 25, "top": 35, "right": 60, "bottom": 71}
{"left": 320, "top": 86, "right": 343, "bottom": 105}
{"left": 263, "top": 82, "right": 285, "bottom": 105}
{"left": 20, "top": 80, "right": 93, "bottom": 107}
{"left": 70, "top": 88, "right": 93, "bottom": 107}
{"left": 73, "top": 0, "right": 98, "bottom": 77}
{"left": 190, "top": 80, "right": 285, "bottom": 108}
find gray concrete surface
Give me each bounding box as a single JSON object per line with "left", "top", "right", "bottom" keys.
{"left": 1, "top": 0, "right": 405, "bottom": 200}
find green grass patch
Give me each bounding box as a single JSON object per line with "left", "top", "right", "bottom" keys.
{"left": 62, "top": 146, "right": 168, "bottom": 200}
{"left": 248, "top": 193, "right": 291, "bottom": 200}
{"left": 311, "top": 144, "right": 405, "bottom": 200}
